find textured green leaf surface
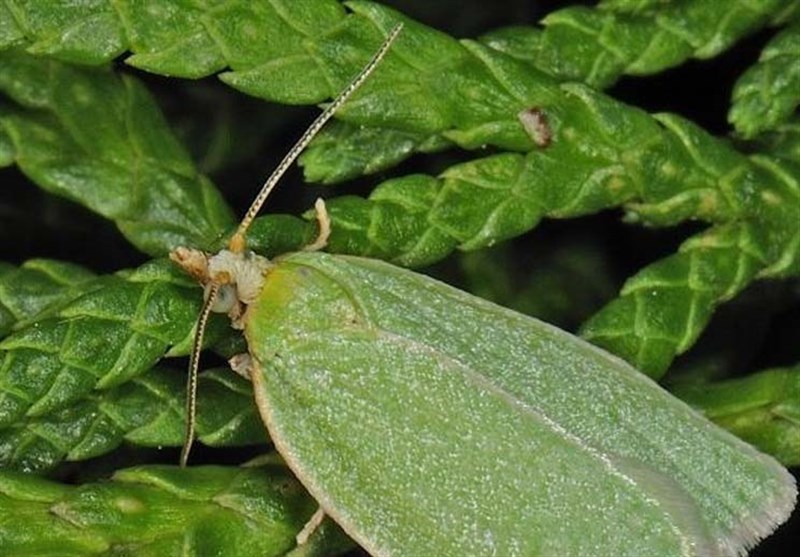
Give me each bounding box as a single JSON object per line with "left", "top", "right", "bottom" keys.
{"left": 581, "top": 222, "right": 773, "bottom": 376}
{"left": 0, "top": 259, "right": 95, "bottom": 337}
{"left": 673, "top": 366, "right": 800, "bottom": 466}
{"left": 246, "top": 251, "right": 796, "bottom": 556}
{"left": 306, "top": 0, "right": 787, "bottom": 180}
{"left": 0, "top": 260, "right": 209, "bottom": 428}
{"left": 297, "top": 103, "right": 763, "bottom": 265}
{"left": 526, "top": 0, "right": 784, "bottom": 87}
{"left": 584, "top": 144, "right": 800, "bottom": 374}
{"left": 0, "top": 0, "right": 781, "bottom": 91}
{"left": 0, "top": 464, "right": 317, "bottom": 556}
{"left": 0, "top": 367, "right": 263, "bottom": 474}
{"left": 598, "top": 0, "right": 668, "bottom": 13}
{"left": 299, "top": 121, "right": 450, "bottom": 185}
{"left": 750, "top": 116, "right": 800, "bottom": 164}
{"left": 0, "top": 0, "right": 789, "bottom": 190}
{"left": 730, "top": 22, "right": 800, "bottom": 139}
{"left": 0, "top": 0, "right": 347, "bottom": 88}
{"left": 0, "top": 51, "right": 234, "bottom": 256}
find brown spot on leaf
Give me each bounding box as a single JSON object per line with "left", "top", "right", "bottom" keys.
{"left": 518, "top": 107, "right": 552, "bottom": 148}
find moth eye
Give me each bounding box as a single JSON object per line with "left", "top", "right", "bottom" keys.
{"left": 210, "top": 284, "right": 237, "bottom": 313}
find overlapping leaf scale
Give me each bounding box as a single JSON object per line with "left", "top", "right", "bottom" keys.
{"left": 672, "top": 365, "right": 800, "bottom": 466}
{"left": 0, "top": 262, "right": 261, "bottom": 472}
{"left": 583, "top": 151, "right": 800, "bottom": 376}
{"left": 0, "top": 0, "right": 783, "bottom": 94}
{"left": 582, "top": 222, "right": 772, "bottom": 376}
{"left": 303, "top": 0, "right": 788, "bottom": 181}
{"left": 0, "top": 464, "right": 318, "bottom": 556}
{"left": 0, "top": 0, "right": 348, "bottom": 97}
{"left": 299, "top": 88, "right": 772, "bottom": 262}
{"left": 300, "top": 122, "right": 450, "bottom": 185}
{"left": 0, "top": 259, "right": 96, "bottom": 338}
{"left": 311, "top": 0, "right": 795, "bottom": 176}
{"left": 748, "top": 115, "right": 800, "bottom": 164}
{"left": 0, "top": 367, "right": 263, "bottom": 474}
{"left": 0, "top": 51, "right": 234, "bottom": 256}
{"left": 0, "top": 0, "right": 786, "bottom": 183}
{"left": 495, "top": 0, "right": 786, "bottom": 88}
{"left": 0, "top": 0, "right": 125, "bottom": 64}
{"left": 729, "top": 22, "right": 800, "bottom": 139}
{"left": 0, "top": 260, "right": 206, "bottom": 430}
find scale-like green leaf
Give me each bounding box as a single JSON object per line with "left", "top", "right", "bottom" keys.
{"left": 582, "top": 222, "right": 771, "bottom": 376}
{"left": 730, "top": 22, "right": 800, "bottom": 139}
{"left": 298, "top": 99, "right": 755, "bottom": 264}
{"left": 749, "top": 116, "right": 800, "bottom": 164}
{"left": 0, "top": 0, "right": 124, "bottom": 64}
{"left": 0, "top": 0, "right": 789, "bottom": 188}
{"left": 0, "top": 51, "right": 234, "bottom": 256}
{"left": 0, "top": 0, "right": 349, "bottom": 91}
{"left": 597, "top": 0, "right": 668, "bottom": 13}
{"left": 523, "top": 0, "right": 785, "bottom": 88}
{"left": 304, "top": 0, "right": 789, "bottom": 181}
{"left": 0, "top": 260, "right": 95, "bottom": 337}
{"left": 300, "top": 122, "right": 450, "bottom": 185}
{"left": 0, "top": 464, "right": 318, "bottom": 556}
{"left": 582, "top": 145, "right": 800, "bottom": 375}
{"left": 672, "top": 366, "right": 800, "bottom": 466}
{"left": 0, "top": 0, "right": 782, "bottom": 91}
{"left": 0, "top": 367, "right": 262, "bottom": 474}
{"left": 0, "top": 260, "right": 216, "bottom": 428}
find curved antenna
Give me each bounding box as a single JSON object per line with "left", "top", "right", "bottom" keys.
{"left": 180, "top": 283, "right": 220, "bottom": 468}
{"left": 180, "top": 24, "right": 404, "bottom": 466}
{"left": 228, "top": 22, "right": 404, "bottom": 253}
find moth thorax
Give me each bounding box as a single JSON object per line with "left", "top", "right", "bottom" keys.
{"left": 207, "top": 249, "right": 273, "bottom": 307}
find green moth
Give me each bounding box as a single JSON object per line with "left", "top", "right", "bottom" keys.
{"left": 172, "top": 24, "right": 797, "bottom": 557}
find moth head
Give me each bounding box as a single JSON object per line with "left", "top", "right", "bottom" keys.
{"left": 206, "top": 249, "right": 272, "bottom": 307}
{"left": 170, "top": 246, "right": 272, "bottom": 327}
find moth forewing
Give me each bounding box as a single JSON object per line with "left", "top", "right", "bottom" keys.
{"left": 242, "top": 252, "right": 796, "bottom": 557}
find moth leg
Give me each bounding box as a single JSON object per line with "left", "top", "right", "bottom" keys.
{"left": 228, "top": 353, "right": 253, "bottom": 380}
{"left": 296, "top": 506, "right": 326, "bottom": 546}
{"left": 303, "top": 198, "right": 331, "bottom": 252}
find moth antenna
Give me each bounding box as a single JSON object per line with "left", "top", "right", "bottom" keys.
{"left": 180, "top": 283, "right": 220, "bottom": 467}
{"left": 228, "top": 22, "right": 404, "bottom": 253}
